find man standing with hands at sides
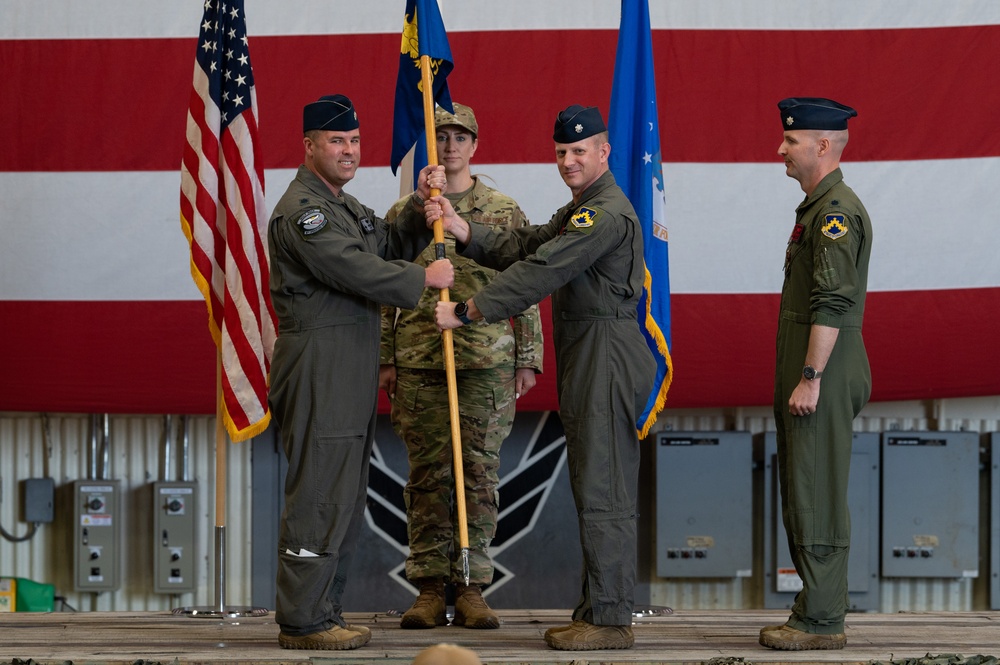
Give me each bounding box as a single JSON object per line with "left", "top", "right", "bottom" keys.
{"left": 759, "top": 97, "right": 872, "bottom": 651}
{"left": 424, "top": 104, "right": 656, "bottom": 651}
{"left": 267, "top": 94, "right": 456, "bottom": 651}
{"left": 380, "top": 103, "right": 543, "bottom": 630}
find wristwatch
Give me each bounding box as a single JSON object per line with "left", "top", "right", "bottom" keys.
{"left": 454, "top": 301, "right": 473, "bottom": 325}
{"left": 802, "top": 365, "right": 823, "bottom": 381}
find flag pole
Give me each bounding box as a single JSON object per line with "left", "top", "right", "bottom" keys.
{"left": 174, "top": 352, "right": 266, "bottom": 618}
{"left": 212, "top": 352, "right": 228, "bottom": 613}
{"left": 420, "top": 54, "right": 470, "bottom": 586}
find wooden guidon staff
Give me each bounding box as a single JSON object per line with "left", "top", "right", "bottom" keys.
{"left": 419, "top": 55, "right": 470, "bottom": 586}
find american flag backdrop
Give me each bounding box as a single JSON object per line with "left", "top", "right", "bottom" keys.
{"left": 1, "top": 1, "right": 999, "bottom": 416}
{"left": 179, "top": 0, "right": 275, "bottom": 441}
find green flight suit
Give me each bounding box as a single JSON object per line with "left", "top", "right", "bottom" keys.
{"left": 458, "top": 170, "right": 656, "bottom": 626}
{"left": 380, "top": 177, "right": 544, "bottom": 585}
{"left": 268, "top": 165, "right": 432, "bottom": 636}
{"left": 774, "top": 167, "right": 873, "bottom": 634}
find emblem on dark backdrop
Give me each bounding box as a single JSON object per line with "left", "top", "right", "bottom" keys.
{"left": 364, "top": 412, "right": 568, "bottom": 597}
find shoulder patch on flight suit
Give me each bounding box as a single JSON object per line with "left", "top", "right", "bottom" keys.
{"left": 295, "top": 209, "right": 327, "bottom": 236}
{"left": 568, "top": 206, "right": 604, "bottom": 234}
{"left": 821, "top": 214, "right": 849, "bottom": 240}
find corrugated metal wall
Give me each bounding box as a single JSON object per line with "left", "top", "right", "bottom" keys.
{"left": 0, "top": 413, "right": 253, "bottom": 611}
{"left": 645, "top": 397, "right": 1000, "bottom": 612}
{"left": 2, "top": 396, "right": 998, "bottom": 612}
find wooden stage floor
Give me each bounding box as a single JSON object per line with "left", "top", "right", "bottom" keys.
{"left": 1, "top": 608, "right": 998, "bottom": 665}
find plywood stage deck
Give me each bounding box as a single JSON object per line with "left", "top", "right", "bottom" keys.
{"left": 1, "top": 609, "right": 998, "bottom": 665}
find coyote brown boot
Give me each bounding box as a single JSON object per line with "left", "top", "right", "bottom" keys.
{"left": 453, "top": 584, "right": 500, "bottom": 629}
{"left": 400, "top": 578, "right": 447, "bottom": 629}
{"left": 544, "top": 620, "right": 634, "bottom": 650}
{"left": 278, "top": 624, "right": 371, "bottom": 650}
{"left": 759, "top": 624, "right": 846, "bottom": 650}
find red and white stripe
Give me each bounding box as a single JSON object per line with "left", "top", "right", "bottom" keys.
{"left": 178, "top": 10, "right": 275, "bottom": 440}
{"left": 1, "top": 1, "right": 997, "bottom": 413}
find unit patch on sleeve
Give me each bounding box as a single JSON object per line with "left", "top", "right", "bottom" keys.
{"left": 296, "top": 209, "right": 327, "bottom": 236}
{"left": 568, "top": 206, "right": 603, "bottom": 234}
{"left": 821, "top": 214, "right": 849, "bottom": 240}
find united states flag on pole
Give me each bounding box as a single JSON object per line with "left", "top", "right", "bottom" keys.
{"left": 609, "top": 0, "right": 673, "bottom": 438}
{"left": 179, "top": 0, "right": 276, "bottom": 442}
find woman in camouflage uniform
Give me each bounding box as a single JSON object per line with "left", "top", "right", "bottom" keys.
{"left": 379, "top": 103, "right": 543, "bottom": 629}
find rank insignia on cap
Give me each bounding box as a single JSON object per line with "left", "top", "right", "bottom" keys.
{"left": 822, "top": 214, "right": 848, "bottom": 240}
{"left": 570, "top": 206, "right": 601, "bottom": 232}
{"left": 575, "top": 123, "right": 584, "bottom": 134}
{"left": 296, "top": 209, "right": 327, "bottom": 235}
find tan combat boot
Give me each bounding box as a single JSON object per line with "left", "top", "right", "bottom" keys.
{"left": 400, "top": 578, "right": 447, "bottom": 629}
{"left": 544, "top": 619, "right": 634, "bottom": 650}
{"left": 453, "top": 583, "right": 499, "bottom": 629}
{"left": 278, "top": 623, "right": 371, "bottom": 650}
{"left": 759, "top": 624, "right": 846, "bottom": 650}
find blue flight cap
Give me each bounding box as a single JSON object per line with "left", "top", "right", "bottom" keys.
{"left": 303, "top": 94, "right": 359, "bottom": 132}
{"left": 553, "top": 104, "right": 607, "bottom": 143}
{"left": 778, "top": 97, "right": 857, "bottom": 131}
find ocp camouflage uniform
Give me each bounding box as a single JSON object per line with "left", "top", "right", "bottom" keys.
{"left": 381, "top": 176, "right": 543, "bottom": 584}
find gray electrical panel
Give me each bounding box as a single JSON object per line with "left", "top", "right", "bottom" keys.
{"left": 881, "top": 431, "right": 979, "bottom": 579}
{"left": 153, "top": 481, "right": 198, "bottom": 594}
{"left": 759, "top": 432, "right": 880, "bottom": 611}
{"left": 990, "top": 433, "right": 999, "bottom": 610}
{"left": 72, "top": 480, "right": 122, "bottom": 592}
{"left": 655, "top": 431, "right": 753, "bottom": 578}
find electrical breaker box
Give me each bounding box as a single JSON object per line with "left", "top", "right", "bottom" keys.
{"left": 881, "top": 431, "right": 979, "bottom": 579}
{"left": 153, "top": 481, "right": 198, "bottom": 594}
{"left": 990, "top": 433, "right": 1000, "bottom": 610}
{"left": 655, "top": 431, "right": 753, "bottom": 578}
{"left": 73, "top": 480, "right": 122, "bottom": 592}
{"left": 759, "top": 432, "right": 880, "bottom": 611}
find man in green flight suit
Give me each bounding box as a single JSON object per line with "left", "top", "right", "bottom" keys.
{"left": 380, "top": 103, "right": 544, "bottom": 630}
{"left": 425, "top": 104, "right": 656, "bottom": 651}
{"left": 759, "top": 97, "right": 873, "bottom": 651}
{"left": 267, "top": 94, "right": 457, "bottom": 650}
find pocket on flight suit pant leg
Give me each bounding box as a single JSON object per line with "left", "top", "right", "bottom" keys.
{"left": 310, "top": 432, "right": 367, "bottom": 551}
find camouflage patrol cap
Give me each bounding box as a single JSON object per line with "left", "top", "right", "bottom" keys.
{"left": 435, "top": 103, "right": 478, "bottom": 137}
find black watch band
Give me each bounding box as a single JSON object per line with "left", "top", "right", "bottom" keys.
{"left": 454, "top": 301, "right": 473, "bottom": 325}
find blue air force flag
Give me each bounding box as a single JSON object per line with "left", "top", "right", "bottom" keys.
{"left": 390, "top": 0, "right": 454, "bottom": 176}
{"left": 608, "top": 0, "right": 673, "bottom": 438}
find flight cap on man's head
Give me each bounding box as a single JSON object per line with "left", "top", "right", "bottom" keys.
{"left": 778, "top": 97, "right": 857, "bottom": 131}
{"left": 303, "top": 94, "right": 359, "bottom": 132}
{"left": 435, "top": 103, "right": 478, "bottom": 137}
{"left": 553, "top": 104, "right": 606, "bottom": 143}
